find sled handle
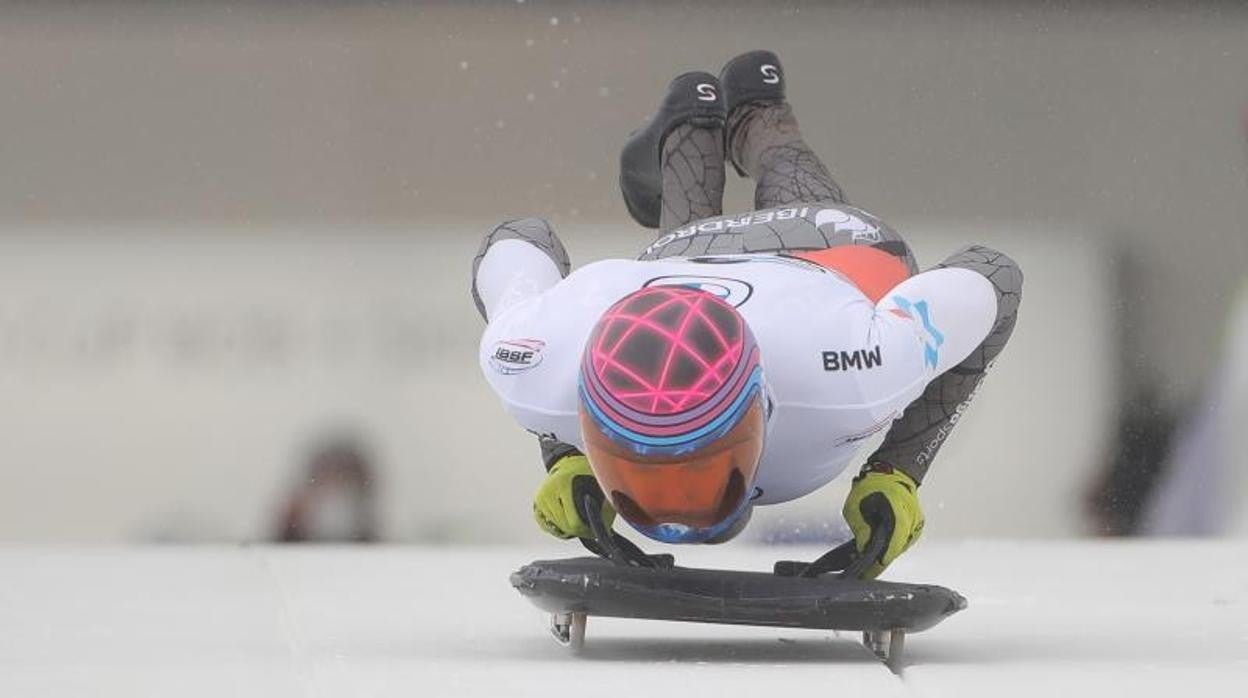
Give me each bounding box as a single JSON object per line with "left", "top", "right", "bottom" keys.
{"left": 573, "top": 477, "right": 672, "bottom": 569}
{"left": 840, "top": 526, "right": 890, "bottom": 580}
{"left": 774, "top": 526, "right": 890, "bottom": 580}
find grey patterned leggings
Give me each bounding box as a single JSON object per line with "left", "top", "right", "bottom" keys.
{"left": 658, "top": 101, "right": 1023, "bottom": 484}
{"left": 659, "top": 101, "right": 846, "bottom": 231}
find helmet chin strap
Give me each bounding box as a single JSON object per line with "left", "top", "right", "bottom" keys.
{"left": 572, "top": 476, "right": 674, "bottom": 570}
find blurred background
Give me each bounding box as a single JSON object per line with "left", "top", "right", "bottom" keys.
{"left": 0, "top": 0, "right": 1244, "bottom": 545}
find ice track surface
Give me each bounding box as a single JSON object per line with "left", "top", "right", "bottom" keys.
{"left": 1, "top": 541, "right": 1245, "bottom": 697}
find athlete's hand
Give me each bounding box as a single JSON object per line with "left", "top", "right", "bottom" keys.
{"left": 533, "top": 455, "right": 616, "bottom": 540}
{"left": 842, "top": 465, "right": 925, "bottom": 579}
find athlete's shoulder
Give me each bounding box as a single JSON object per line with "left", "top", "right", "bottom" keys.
{"left": 480, "top": 258, "right": 652, "bottom": 373}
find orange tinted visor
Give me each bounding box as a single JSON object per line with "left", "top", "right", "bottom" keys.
{"left": 581, "top": 398, "right": 765, "bottom": 529}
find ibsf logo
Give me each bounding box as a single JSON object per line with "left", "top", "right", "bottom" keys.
{"left": 489, "top": 338, "right": 546, "bottom": 375}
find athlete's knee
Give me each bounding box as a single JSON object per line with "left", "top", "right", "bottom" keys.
{"left": 470, "top": 217, "right": 571, "bottom": 320}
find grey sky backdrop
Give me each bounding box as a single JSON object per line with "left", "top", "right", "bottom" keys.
{"left": 1, "top": 1, "right": 1246, "bottom": 401}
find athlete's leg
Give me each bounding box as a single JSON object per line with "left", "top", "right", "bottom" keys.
{"left": 722, "top": 51, "right": 847, "bottom": 209}
{"left": 620, "top": 72, "right": 726, "bottom": 232}
{"left": 658, "top": 123, "right": 726, "bottom": 232}
{"left": 868, "top": 246, "right": 1024, "bottom": 483}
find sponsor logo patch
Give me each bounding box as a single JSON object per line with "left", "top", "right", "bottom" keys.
{"left": 489, "top": 338, "right": 546, "bottom": 375}
{"left": 822, "top": 346, "right": 883, "bottom": 371}
{"left": 642, "top": 275, "right": 754, "bottom": 307}
{"left": 642, "top": 206, "right": 810, "bottom": 256}
{"left": 814, "top": 207, "right": 881, "bottom": 243}
{"left": 890, "top": 296, "right": 944, "bottom": 369}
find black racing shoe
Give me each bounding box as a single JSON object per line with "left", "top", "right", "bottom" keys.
{"left": 720, "top": 49, "right": 786, "bottom": 115}
{"left": 619, "top": 71, "right": 725, "bottom": 229}
{"left": 720, "top": 50, "right": 786, "bottom": 175}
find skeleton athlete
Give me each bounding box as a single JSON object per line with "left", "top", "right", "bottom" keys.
{"left": 473, "top": 51, "right": 1022, "bottom": 577}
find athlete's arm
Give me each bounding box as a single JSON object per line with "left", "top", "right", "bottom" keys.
{"left": 869, "top": 245, "right": 1022, "bottom": 484}
{"left": 843, "top": 245, "right": 1021, "bottom": 577}
{"left": 473, "top": 219, "right": 622, "bottom": 540}
{"left": 473, "top": 218, "right": 589, "bottom": 474}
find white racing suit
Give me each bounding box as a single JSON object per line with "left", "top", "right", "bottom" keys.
{"left": 472, "top": 96, "right": 1022, "bottom": 511}
{"left": 474, "top": 204, "right": 1019, "bottom": 505}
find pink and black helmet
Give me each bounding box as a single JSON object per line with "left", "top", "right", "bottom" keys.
{"left": 578, "top": 286, "right": 766, "bottom": 543}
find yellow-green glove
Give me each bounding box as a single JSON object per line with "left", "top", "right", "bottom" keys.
{"left": 533, "top": 455, "right": 616, "bottom": 540}
{"left": 842, "top": 466, "right": 925, "bottom": 579}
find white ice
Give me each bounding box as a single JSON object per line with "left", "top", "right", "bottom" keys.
{"left": 1, "top": 541, "right": 1245, "bottom": 697}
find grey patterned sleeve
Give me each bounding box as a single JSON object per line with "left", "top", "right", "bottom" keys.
{"left": 868, "top": 245, "right": 1024, "bottom": 484}
{"left": 470, "top": 217, "right": 571, "bottom": 321}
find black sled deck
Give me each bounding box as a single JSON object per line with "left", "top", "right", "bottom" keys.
{"left": 511, "top": 556, "right": 964, "bottom": 632}
{"left": 510, "top": 556, "right": 966, "bottom": 667}
{"left": 510, "top": 484, "right": 966, "bottom": 667}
